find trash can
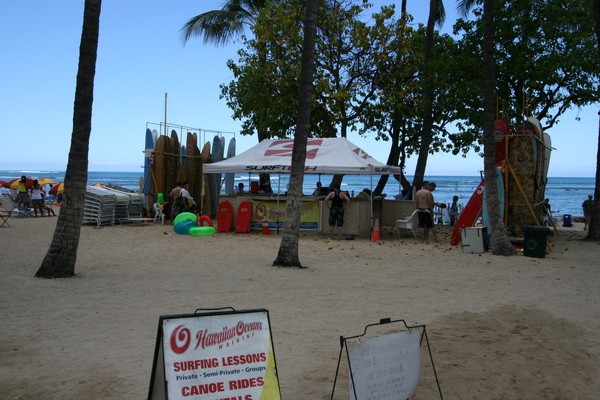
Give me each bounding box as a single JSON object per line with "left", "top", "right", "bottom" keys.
{"left": 562, "top": 214, "right": 572, "bottom": 227}
{"left": 523, "top": 225, "right": 550, "bottom": 258}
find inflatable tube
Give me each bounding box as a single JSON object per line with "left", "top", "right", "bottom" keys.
{"left": 197, "top": 215, "right": 214, "bottom": 227}
{"left": 174, "top": 212, "right": 196, "bottom": 225}
{"left": 189, "top": 226, "right": 216, "bottom": 236}
{"left": 174, "top": 219, "right": 198, "bottom": 235}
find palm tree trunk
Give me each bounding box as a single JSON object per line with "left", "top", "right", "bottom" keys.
{"left": 35, "top": 0, "right": 102, "bottom": 278}
{"left": 412, "top": 0, "right": 437, "bottom": 191}
{"left": 481, "top": 0, "right": 515, "bottom": 255}
{"left": 273, "top": 0, "right": 319, "bottom": 267}
{"left": 587, "top": 0, "right": 600, "bottom": 240}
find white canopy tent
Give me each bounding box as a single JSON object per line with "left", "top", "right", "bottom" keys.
{"left": 203, "top": 138, "right": 404, "bottom": 235}
{"left": 202, "top": 137, "right": 401, "bottom": 175}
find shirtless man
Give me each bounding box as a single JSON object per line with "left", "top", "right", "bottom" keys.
{"left": 415, "top": 182, "right": 440, "bottom": 243}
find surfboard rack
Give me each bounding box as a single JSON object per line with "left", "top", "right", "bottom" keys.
{"left": 330, "top": 318, "right": 444, "bottom": 400}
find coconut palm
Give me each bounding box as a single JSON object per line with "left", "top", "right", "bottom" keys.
{"left": 587, "top": 0, "right": 600, "bottom": 240}
{"left": 181, "top": 0, "right": 271, "bottom": 46}
{"left": 36, "top": 0, "right": 102, "bottom": 278}
{"left": 459, "top": 0, "right": 515, "bottom": 255}
{"left": 272, "top": 0, "right": 319, "bottom": 268}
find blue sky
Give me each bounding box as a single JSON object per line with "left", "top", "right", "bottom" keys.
{"left": 1, "top": 0, "right": 597, "bottom": 177}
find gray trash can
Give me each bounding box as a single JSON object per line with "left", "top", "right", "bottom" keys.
{"left": 523, "top": 225, "right": 550, "bottom": 258}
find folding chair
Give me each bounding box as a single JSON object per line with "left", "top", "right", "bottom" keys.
{"left": 396, "top": 209, "right": 419, "bottom": 239}
{"left": 0, "top": 211, "right": 10, "bottom": 227}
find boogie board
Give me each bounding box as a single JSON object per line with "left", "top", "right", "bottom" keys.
{"left": 235, "top": 200, "right": 253, "bottom": 233}
{"left": 450, "top": 180, "right": 485, "bottom": 246}
{"left": 217, "top": 201, "right": 233, "bottom": 232}
{"left": 224, "top": 137, "right": 236, "bottom": 195}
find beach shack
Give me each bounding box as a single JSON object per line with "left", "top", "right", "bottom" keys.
{"left": 203, "top": 138, "right": 415, "bottom": 237}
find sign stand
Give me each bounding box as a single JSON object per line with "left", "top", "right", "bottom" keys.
{"left": 330, "top": 318, "right": 443, "bottom": 400}
{"left": 148, "top": 307, "right": 281, "bottom": 400}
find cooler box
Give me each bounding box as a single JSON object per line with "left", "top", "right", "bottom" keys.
{"left": 562, "top": 214, "right": 572, "bottom": 227}
{"left": 523, "top": 225, "right": 550, "bottom": 258}
{"left": 461, "top": 227, "right": 489, "bottom": 253}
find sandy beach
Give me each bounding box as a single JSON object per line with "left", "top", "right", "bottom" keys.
{"left": 1, "top": 211, "right": 599, "bottom": 399}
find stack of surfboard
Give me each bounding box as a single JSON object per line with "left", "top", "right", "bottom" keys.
{"left": 450, "top": 116, "right": 551, "bottom": 244}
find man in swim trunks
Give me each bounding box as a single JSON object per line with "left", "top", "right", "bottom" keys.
{"left": 324, "top": 185, "right": 350, "bottom": 239}
{"left": 415, "top": 182, "right": 441, "bottom": 243}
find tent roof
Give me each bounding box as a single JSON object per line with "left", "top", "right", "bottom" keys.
{"left": 202, "top": 138, "right": 400, "bottom": 175}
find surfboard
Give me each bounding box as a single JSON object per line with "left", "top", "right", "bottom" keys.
{"left": 482, "top": 166, "right": 505, "bottom": 230}
{"left": 201, "top": 141, "right": 212, "bottom": 218}
{"left": 507, "top": 131, "right": 538, "bottom": 236}
{"left": 450, "top": 179, "right": 485, "bottom": 246}
{"left": 494, "top": 118, "right": 510, "bottom": 164}
{"left": 235, "top": 200, "right": 253, "bottom": 233}
{"left": 144, "top": 128, "right": 153, "bottom": 196}
{"left": 224, "top": 137, "right": 236, "bottom": 194}
{"left": 217, "top": 201, "right": 233, "bottom": 232}
{"left": 185, "top": 132, "right": 196, "bottom": 200}
{"left": 153, "top": 135, "right": 166, "bottom": 197}
{"left": 208, "top": 135, "right": 223, "bottom": 218}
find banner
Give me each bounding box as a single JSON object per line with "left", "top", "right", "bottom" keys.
{"left": 149, "top": 310, "right": 281, "bottom": 400}
{"left": 347, "top": 330, "right": 421, "bottom": 400}
{"left": 250, "top": 200, "right": 319, "bottom": 230}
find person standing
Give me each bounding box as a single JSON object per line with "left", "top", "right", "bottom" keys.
{"left": 415, "top": 182, "right": 440, "bottom": 243}
{"left": 17, "top": 175, "right": 29, "bottom": 209}
{"left": 30, "top": 179, "right": 45, "bottom": 217}
{"left": 179, "top": 181, "right": 196, "bottom": 212}
{"left": 169, "top": 182, "right": 183, "bottom": 223}
{"left": 582, "top": 194, "right": 594, "bottom": 230}
{"left": 324, "top": 185, "right": 350, "bottom": 239}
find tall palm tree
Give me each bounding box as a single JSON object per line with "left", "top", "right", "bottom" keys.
{"left": 35, "top": 0, "right": 102, "bottom": 278}
{"left": 587, "top": 0, "right": 600, "bottom": 240}
{"left": 412, "top": 0, "right": 445, "bottom": 191}
{"left": 459, "top": 0, "right": 515, "bottom": 255}
{"left": 181, "top": 0, "right": 270, "bottom": 46}
{"left": 272, "top": 0, "right": 319, "bottom": 268}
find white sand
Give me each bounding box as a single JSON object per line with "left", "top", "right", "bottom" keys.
{"left": 1, "top": 211, "right": 599, "bottom": 399}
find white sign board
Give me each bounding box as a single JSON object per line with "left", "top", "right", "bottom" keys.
{"left": 347, "top": 329, "right": 421, "bottom": 400}
{"left": 149, "top": 310, "right": 281, "bottom": 400}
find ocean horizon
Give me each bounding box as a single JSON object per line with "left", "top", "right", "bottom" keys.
{"left": 1, "top": 170, "right": 594, "bottom": 218}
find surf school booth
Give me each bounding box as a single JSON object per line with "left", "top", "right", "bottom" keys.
{"left": 203, "top": 138, "right": 414, "bottom": 236}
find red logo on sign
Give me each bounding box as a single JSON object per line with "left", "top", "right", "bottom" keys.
{"left": 264, "top": 139, "right": 323, "bottom": 159}
{"left": 352, "top": 147, "right": 370, "bottom": 160}
{"left": 170, "top": 325, "right": 191, "bottom": 354}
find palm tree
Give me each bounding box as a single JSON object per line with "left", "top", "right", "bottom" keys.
{"left": 587, "top": 0, "right": 600, "bottom": 240}
{"left": 412, "top": 0, "right": 445, "bottom": 191}
{"left": 35, "top": 0, "right": 102, "bottom": 278}
{"left": 181, "top": 0, "right": 270, "bottom": 46}
{"left": 459, "top": 0, "right": 515, "bottom": 255}
{"left": 272, "top": 0, "right": 319, "bottom": 268}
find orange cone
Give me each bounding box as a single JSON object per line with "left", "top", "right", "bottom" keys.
{"left": 371, "top": 219, "right": 380, "bottom": 241}
{"left": 262, "top": 219, "right": 270, "bottom": 235}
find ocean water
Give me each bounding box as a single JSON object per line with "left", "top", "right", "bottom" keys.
{"left": 1, "top": 170, "right": 594, "bottom": 217}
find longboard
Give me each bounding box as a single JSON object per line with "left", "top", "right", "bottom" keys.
{"left": 235, "top": 200, "right": 253, "bottom": 233}
{"left": 494, "top": 118, "right": 510, "bottom": 164}
{"left": 144, "top": 128, "right": 154, "bottom": 196}
{"left": 450, "top": 179, "right": 485, "bottom": 246}
{"left": 217, "top": 201, "right": 233, "bottom": 232}
{"left": 153, "top": 135, "right": 166, "bottom": 196}
{"left": 224, "top": 137, "right": 236, "bottom": 194}
{"left": 201, "top": 141, "right": 212, "bottom": 218}
{"left": 208, "top": 135, "right": 223, "bottom": 218}
{"left": 507, "top": 131, "right": 538, "bottom": 236}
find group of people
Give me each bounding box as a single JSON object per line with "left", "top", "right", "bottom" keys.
{"left": 14, "top": 175, "right": 56, "bottom": 217}
{"left": 166, "top": 181, "right": 196, "bottom": 223}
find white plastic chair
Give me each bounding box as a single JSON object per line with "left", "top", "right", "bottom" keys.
{"left": 153, "top": 203, "right": 165, "bottom": 225}
{"left": 396, "top": 209, "right": 419, "bottom": 239}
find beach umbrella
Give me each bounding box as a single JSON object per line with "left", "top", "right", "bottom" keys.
{"left": 91, "top": 182, "right": 106, "bottom": 187}
{"left": 38, "top": 178, "right": 58, "bottom": 186}
{"left": 49, "top": 182, "right": 65, "bottom": 195}
{"left": 7, "top": 178, "right": 35, "bottom": 189}
{"left": 0, "top": 180, "right": 9, "bottom": 188}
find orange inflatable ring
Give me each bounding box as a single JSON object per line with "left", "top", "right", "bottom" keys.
{"left": 197, "top": 215, "right": 214, "bottom": 227}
